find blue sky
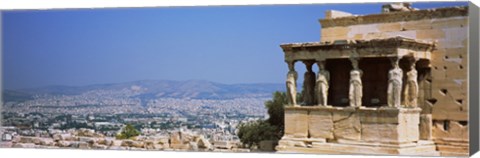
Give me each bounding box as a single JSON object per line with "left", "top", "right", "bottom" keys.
{"left": 2, "top": 2, "right": 467, "bottom": 89}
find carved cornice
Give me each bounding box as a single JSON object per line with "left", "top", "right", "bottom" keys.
{"left": 284, "top": 105, "right": 422, "bottom": 113}
{"left": 280, "top": 36, "right": 435, "bottom": 52}
{"left": 319, "top": 6, "right": 468, "bottom": 28}
{"left": 280, "top": 36, "right": 435, "bottom": 62}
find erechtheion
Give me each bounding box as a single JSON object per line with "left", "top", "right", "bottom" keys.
{"left": 276, "top": 3, "right": 469, "bottom": 156}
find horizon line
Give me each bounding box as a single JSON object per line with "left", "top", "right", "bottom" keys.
{"left": 3, "top": 79, "right": 290, "bottom": 91}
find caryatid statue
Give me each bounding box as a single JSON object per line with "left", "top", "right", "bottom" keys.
{"left": 349, "top": 59, "right": 363, "bottom": 107}
{"left": 315, "top": 61, "right": 330, "bottom": 106}
{"left": 404, "top": 63, "right": 419, "bottom": 108}
{"left": 303, "top": 61, "right": 316, "bottom": 106}
{"left": 387, "top": 58, "right": 403, "bottom": 107}
{"left": 286, "top": 61, "right": 298, "bottom": 106}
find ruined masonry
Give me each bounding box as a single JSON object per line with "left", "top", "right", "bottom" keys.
{"left": 275, "top": 3, "right": 469, "bottom": 156}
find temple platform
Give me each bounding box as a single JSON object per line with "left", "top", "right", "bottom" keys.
{"left": 276, "top": 138, "right": 438, "bottom": 156}
{"left": 275, "top": 106, "right": 439, "bottom": 156}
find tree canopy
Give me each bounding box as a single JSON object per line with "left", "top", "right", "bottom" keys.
{"left": 237, "top": 91, "right": 302, "bottom": 148}
{"left": 264, "top": 91, "right": 287, "bottom": 136}
{"left": 116, "top": 124, "right": 140, "bottom": 139}
{"left": 236, "top": 120, "right": 278, "bottom": 148}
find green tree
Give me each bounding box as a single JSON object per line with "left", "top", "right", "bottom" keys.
{"left": 264, "top": 92, "right": 286, "bottom": 136}
{"left": 237, "top": 120, "right": 278, "bottom": 148}
{"left": 264, "top": 91, "right": 303, "bottom": 137}
{"left": 237, "top": 91, "right": 303, "bottom": 149}
{"left": 116, "top": 124, "right": 140, "bottom": 139}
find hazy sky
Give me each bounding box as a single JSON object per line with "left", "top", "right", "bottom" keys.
{"left": 2, "top": 2, "right": 467, "bottom": 89}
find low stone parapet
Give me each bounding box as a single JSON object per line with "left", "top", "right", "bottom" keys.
{"left": 277, "top": 106, "right": 438, "bottom": 156}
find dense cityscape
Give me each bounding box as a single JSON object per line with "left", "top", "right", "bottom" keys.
{"left": 0, "top": 82, "right": 278, "bottom": 151}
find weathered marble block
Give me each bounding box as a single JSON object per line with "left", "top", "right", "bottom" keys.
{"left": 359, "top": 107, "right": 421, "bottom": 144}
{"left": 419, "top": 114, "right": 433, "bottom": 140}
{"left": 284, "top": 107, "right": 309, "bottom": 138}
{"left": 308, "top": 109, "right": 333, "bottom": 139}
{"left": 358, "top": 107, "right": 420, "bottom": 125}
{"left": 333, "top": 109, "right": 361, "bottom": 140}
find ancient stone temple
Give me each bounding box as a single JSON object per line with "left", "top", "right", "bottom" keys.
{"left": 275, "top": 3, "right": 469, "bottom": 156}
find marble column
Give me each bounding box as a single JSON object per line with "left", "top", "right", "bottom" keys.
{"left": 315, "top": 60, "right": 329, "bottom": 106}
{"left": 303, "top": 61, "right": 316, "bottom": 106}
{"left": 387, "top": 57, "right": 403, "bottom": 107}
{"left": 403, "top": 58, "right": 419, "bottom": 108}
{"left": 349, "top": 58, "right": 363, "bottom": 107}
{"left": 286, "top": 61, "right": 298, "bottom": 106}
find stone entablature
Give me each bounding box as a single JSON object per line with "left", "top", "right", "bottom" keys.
{"left": 319, "top": 6, "right": 468, "bottom": 28}
{"left": 280, "top": 37, "right": 435, "bottom": 62}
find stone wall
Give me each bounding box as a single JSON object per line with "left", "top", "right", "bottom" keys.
{"left": 277, "top": 106, "right": 438, "bottom": 155}
{"left": 317, "top": 6, "right": 469, "bottom": 155}
{"left": 283, "top": 106, "right": 421, "bottom": 144}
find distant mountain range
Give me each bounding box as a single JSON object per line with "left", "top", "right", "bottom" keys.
{"left": 3, "top": 80, "right": 286, "bottom": 102}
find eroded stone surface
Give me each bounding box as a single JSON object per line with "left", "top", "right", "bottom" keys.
{"left": 308, "top": 110, "right": 333, "bottom": 139}
{"left": 325, "top": 10, "right": 354, "bottom": 19}
{"left": 286, "top": 107, "right": 420, "bottom": 144}
{"left": 432, "top": 120, "right": 468, "bottom": 141}
{"left": 333, "top": 111, "right": 360, "bottom": 140}
{"left": 419, "top": 114, "right": 433, "bottom": 140}
{"left": 285, "top": 109, "right": 309, "bottom": 138}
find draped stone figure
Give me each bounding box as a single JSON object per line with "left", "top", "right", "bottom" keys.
{"left": 316, "top": 62, "right": 330, "bottom": 106}
{"left": 387, "top": 61, "right": 403, "bottom": 107}
{"left": 286, "top": 71, "right": 298, "bottom": 106}
{"left": 303, "top": 63, "right": 316, "bottom": 106}
{"left": 286, "top": 63, "right": 298, "bottom": 106}
{"left": 404, "top": 65, "right": 418, "bottom": 108}
{"left": 349, "top": 69, "right": 363, "bottom": 107}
